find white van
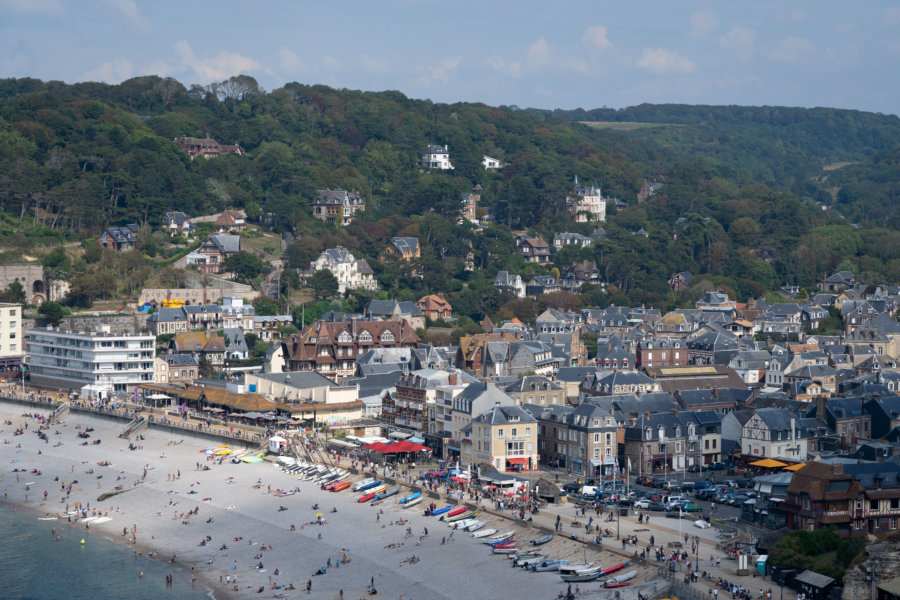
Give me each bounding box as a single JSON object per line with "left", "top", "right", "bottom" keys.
{"left": 663, "top": 495, "right": 685, "bottom": 506}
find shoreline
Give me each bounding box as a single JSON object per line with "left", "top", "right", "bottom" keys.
{"left": 0, "top": 402, "right": 605, "bottom": 600}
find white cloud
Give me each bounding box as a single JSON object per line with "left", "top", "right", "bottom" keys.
{"left": 0, "top": 0, "right": 63, "bottom": 15}
{"left": 360, "top": 54, "right": 389, "bottom": 75}
{"left": 84, "top": 57, "right": 133, "bottom": 83}
{"left": 718, "top": 26, "right": 756, "bottom": 61}
{"left": 888, "top": 7, "right": 900, "bottom": 25}
{"left": 419, "top": 57, "right": 460, "bottom": 85}
{"left": 278, "top": 47, "right": 307, "bottom": 74}
{"left": 527, "top": 38, "right": 550, "bottom": 66}
{"left": 690, "top": 10, "right": 718, "bottom": 38}
{"left": 175, "top": 41, "right": 262, "bottom": 82}
{"left": 582, "top": 25, "right": 612, "bottom": 51}
{"left": 100, "top": 0, "right": 151, "bottom": 32}
{"left": 767, "top": 35, "right": 815, "bottom": 63}
{"left": 637, "top": 47, "right": 696, "bottom": 74}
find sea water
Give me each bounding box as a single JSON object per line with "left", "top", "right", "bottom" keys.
{"left": 0, "top": 508, "right": 212, "bottom": 600}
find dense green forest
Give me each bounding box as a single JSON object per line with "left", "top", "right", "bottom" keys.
{"left": 0, "top": 75, "right": 899, "bottom": 320}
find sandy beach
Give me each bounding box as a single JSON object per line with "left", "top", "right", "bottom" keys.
{"left": 0, "top": 401, "right": 660, "bottom": 600}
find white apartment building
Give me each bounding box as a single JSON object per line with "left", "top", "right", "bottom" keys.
{"left": 0, "top": 303, "right": 23, "bottom": 371}
{"left": 26, "top": 327, "right": 155, "bottom": 394}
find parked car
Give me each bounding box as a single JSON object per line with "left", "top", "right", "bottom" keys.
{"left": 633, "top": 499, "right": 651, "bottom": 509}
{"left": 688, "top": 464, "right": 701, "bottom": 473}
{"left": 562, "top": 483, "right": 582, "bottom": 494}
{"left": 707, "top": 462, "right": 727, "bottom": 470}
{"left": 646, "top": 501, "right": 667, "bottom": 511}
{"left": 693, "top": 481, "right": 712, "bottom": 490}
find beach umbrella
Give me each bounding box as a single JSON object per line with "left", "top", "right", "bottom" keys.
{"left": 315, "top": 513, "right": 323, "bottom": 517}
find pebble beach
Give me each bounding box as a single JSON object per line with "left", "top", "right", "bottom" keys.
{"left": 0, "top": 402, "right": 608, "bottom": 600}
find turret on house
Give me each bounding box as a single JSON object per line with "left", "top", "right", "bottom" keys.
{"left": 566, "top": 175, "right": 607, "bottom": 223}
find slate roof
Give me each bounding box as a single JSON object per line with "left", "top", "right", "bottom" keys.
{"left": 209, "top": 234, "right": 240, "bottom": 254}
{"left": 255, "top": 371, "right": 340, "bottom": 388}
{"left": 556, "top": 366, "right": 599, "bottom": 383}
{"left": 166, "top": 353, "right": 198, "bottom": 366}
{"left": 494, "top": 270, "right": 523, "bottom": 287}
{"left": 472, "top": 403, "right": 538, "bottom": 425}
{"left": 503, "top": 376, "right": 562, "bottom": 394}
{"left": 390, "top": 237, "right": 420, "bottom": 256}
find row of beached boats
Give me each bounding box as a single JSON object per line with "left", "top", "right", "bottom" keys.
{"left": 276, "top": 460, "right": 428, "bottom": 510}
{"left": 276, "top": 459, "right": 639, "bottom": 588}
{"left": 423, "top": 500, "right": 638, "bottom": 588}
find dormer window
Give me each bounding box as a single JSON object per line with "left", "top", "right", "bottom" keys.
{"left": 646, "top": 427, "right": 653, "bottom": 440}
{"left": 358, "top": 331, "right": 372, "bottom": 342}
{"left": 380, "top": 330, "right": 395, "bottom": 342}
{"left": 337, "top": 332, "right": 352, "bottom": 343}
{"left": 675, "top": 426, "right": 681, "bottom": 437}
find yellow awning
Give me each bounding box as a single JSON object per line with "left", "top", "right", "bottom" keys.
{"left": 783, "top": 463, "right": 807, "bottom": 471}
{"left": 749, "top": 458, "right": 789, "bottom": 468}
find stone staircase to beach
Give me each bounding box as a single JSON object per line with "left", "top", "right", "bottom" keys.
{"left": 50, "top": 402, "right": 70, "bottom": 424}
{"left": 119, "top": 416, "right": 148, "bottom": 438}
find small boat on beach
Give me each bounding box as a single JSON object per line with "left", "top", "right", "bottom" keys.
{"left": 529, "top": 559, "right": 570, "bottom": 572}
{"left": 492, "top": 544, "right": 518, "bottom": 554}
{"left": 276, "top": 491, "right": 296, "bottom": 497}
{"left": 397, "top": 491, "right": 421, "bottom": 505}
{"left": 602, "top": 569, "right": 637, "bottom": 588}
{"left": 486, "top": 531, "right": 514, "bottom": 542}
{"left": 558, "top": 562, "right": 596, "bottom": 575}
{"left": 430, "top": 505, "right": 454, "bottom": 517}
{"left": 450, "top": 518, "right": 476, "bottom": 530}
{"left": 357, "top": 480, "right": 383, "bottom": 492}
{"left": 372, "top": 486, "right": 400, "bottom": 503}
{"left": 352, "top": 478, "right": 375, "bottom": 491}
{"left": 441, "top": 506, "right": 468, "bottom": 520}
{"left": 472, "top": 528, "right": 497, "bottom": 539}
{"left": 401, "top": 496, "right": 422, "bottom": 508}
{"left": 331, "top": 481, "right": 352, "bottom": 492}
{"left": 561, "top": 571, "right": 601, "bottom": 583}
{"left": 465, "top": 520, "right": 485, "bottom": 532}
{"left": 486, "top": 536, "right": 515, "bottom": 547}
{"left": 530, "top": 534, "right": 553, "bottom": 545}
{"left": 511, "top": 552, "right": 541, "bottom": 566}
{"left": 600, "top": 562, "right": 628, "bottom": 576}
{"left": 445, "top": 510, "right": 475, "bottom": 523}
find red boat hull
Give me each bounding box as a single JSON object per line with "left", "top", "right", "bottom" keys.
{"left": 446, "top": 507, "right": 467, "bottom": 518}
{"left": 601, "top": 563, "right": 626, "bottom": 575}
{"left": 358, "top": 492, "right": 376, "bottom": 503}
{"left": 604, "top": 583, "right": 631, "bottom": 589}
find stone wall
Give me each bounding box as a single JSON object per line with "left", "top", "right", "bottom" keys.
{"left": 842, "top": 540, "right": 900, "bottom": 600}
{"left": 0, "top": 263, "right": 68, "bottom": 304}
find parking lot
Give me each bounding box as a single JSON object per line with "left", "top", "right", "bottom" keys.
{"left": 554, "top": 469, "right": 750, "bottom": 522}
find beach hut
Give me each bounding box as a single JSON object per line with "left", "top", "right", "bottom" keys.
{"left": 268, "top": 435, "right": 287, "bottom": 453}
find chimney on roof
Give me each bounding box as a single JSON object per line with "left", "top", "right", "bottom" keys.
{"left": 448, "top": 373, "right": 457, "bottom": 386}
{"left": 644, "top": 411, "right": 650, "bottom": 420}
{"left": 712, "top": 388, "right": 718, "bottom": 399}
{"left": 670, "top": 407, "right": 678, "bottom": 416}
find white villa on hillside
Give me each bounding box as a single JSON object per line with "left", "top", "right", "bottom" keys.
{"left": 310, "top": 248, "right": 378, "bottom": 294}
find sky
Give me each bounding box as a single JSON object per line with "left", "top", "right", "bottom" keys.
{"left": 2, "top": 0, "right": 899, "bottom": 115}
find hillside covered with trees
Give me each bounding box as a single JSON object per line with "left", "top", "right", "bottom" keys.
{"left": 0, "top": 75, "right": 899, "bottom": 321}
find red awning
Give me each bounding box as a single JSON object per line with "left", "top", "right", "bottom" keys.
{"left": 450, "top": 476, "right": 468, "bottom": 483}
{"left": 368, "top": 440, "right": 431, "bottom": 454}
{"left": 506, "top": 458, "right": 529, "bottom": 465}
